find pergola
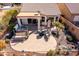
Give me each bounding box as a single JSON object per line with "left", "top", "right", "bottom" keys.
{"left": 17, "top": 3, "right": 61, "bottom": 30}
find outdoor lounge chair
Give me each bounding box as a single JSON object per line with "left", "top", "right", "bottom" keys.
{"left": 11, "top": 37, "right": 25, "bottom": 43}
{"left": 39, "top": 29, "right": 47, "bottom": 36}
{"left": 5, "top": 29, "right": 16, "bottom": 39}
{"left": 52, "top": 31, "right": 59, "bottom": 38}
{"left": 37, "top": 29, "right": 46, "bottom": 39}
{"left": 51, "top": 27, "right": 58, "bottom": 37}
{"left": 44, "top": 31, "right": 50, "bottom": 41}
{"left": 51, "top": 31, "right": 57, "bottom": 36}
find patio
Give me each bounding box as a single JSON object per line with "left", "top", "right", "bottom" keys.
{"left": 10, "top": 31, "right": 57, "bottom": 53}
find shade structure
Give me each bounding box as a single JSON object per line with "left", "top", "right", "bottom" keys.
{"left": 17, "top": 3, "right": 61, "bottom": 17}
{"left": 16, "top": 3, "right": 61, "bottom": 31}
{"left": 17, "top": 12, "right": 41, "bottom": 17}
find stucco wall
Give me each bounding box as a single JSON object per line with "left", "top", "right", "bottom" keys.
{"left": 61, "top": 16, "right": 79, "bottom": 40}
{"left": 57, "top": 3, "right": 74, "bottom": 22}
{"left": 66, "top": 3, "right": 79, "bottom": 14}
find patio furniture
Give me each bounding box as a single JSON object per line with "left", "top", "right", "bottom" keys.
{"left": 51, "top": 31, "right": 57, "bottom": 36}
{"left": 39, "top": 32, "right": 44, "bottom": 36}
{"left": 44, "top": 30, "right": 50, "bottom": 37}
{"left": 51, "top": 27, "right": 59, "bottom": 37}
{"left": 39, "top": 29, "right": 47, "bottom": 36}
{"left": 37, "top": 30, "right": 41, "bottom": 33}
{"left": 37, "top": 29, "right": 46, "bottom": 39}
{"left": 44, "top": 31, "right": 50, "bottom": 41}
{"left": 5, "top": 30, "right": 15, "bottom": 39}
{"left": 37, "top": 29, "right": 50, "bottom": 40}
{"left": 16, "top": 31, "right": 28, "bottom": 39}
{"left": 11, "top": 36, "right": 25, "bottom": 43}
{"left": 37, "top": 30, "right": 44, "bottom": 36}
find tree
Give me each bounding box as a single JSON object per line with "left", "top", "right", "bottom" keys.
{"left": 0, "top": 9, "right": 19, "bottom": 29}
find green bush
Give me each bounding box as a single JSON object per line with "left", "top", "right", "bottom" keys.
{"left": 46, "top": 49, "right": 56, "bottom": 56}
{"left": 53, "top": 21, "right": 64, "bottom": 30}
{"left": 5, "top": 39, "right": 10, "bottom": 44}
{"left": 66, "top": 35, "right": 73, "bottom": 42}
{"left": 8, "top": 23, "right": 15, "bottom": 31}
{"left": 0, "top": 9, "right": 19, "bottom": 32}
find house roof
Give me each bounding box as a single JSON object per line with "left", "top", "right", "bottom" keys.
{"left": 66, "top": 3, "right": 79, "bottom": 14}
{"left": 17, "top": 3, "right": 61, "bottom": 17}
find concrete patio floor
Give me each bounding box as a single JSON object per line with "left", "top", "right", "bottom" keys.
{"left": 10, "top": 32, "right": 57, "bottom": 53}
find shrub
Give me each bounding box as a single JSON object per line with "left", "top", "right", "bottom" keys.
{"left": 46, "top": 49, "right": 56, "bottom": 56}
{"left": 0, "top": 40, "right": 6, "bottom": 49}
{"left": 52, "top": 21, "right": 65, "bottom": 30}
{"left": 8, "top": 23, "right": 15, "bottom": 32}
{"left": 5, "top": 39, "right": 10, "bottom": 44}
{"left": 0, "top": 9, "right": 19, "bottom": 28}
{"left": 66, "top": 35, "right": 73, "bottom": 42}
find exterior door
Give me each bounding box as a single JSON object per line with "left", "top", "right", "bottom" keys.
{"left": 28, "top": 18, "right": 32, "bottom": 24}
